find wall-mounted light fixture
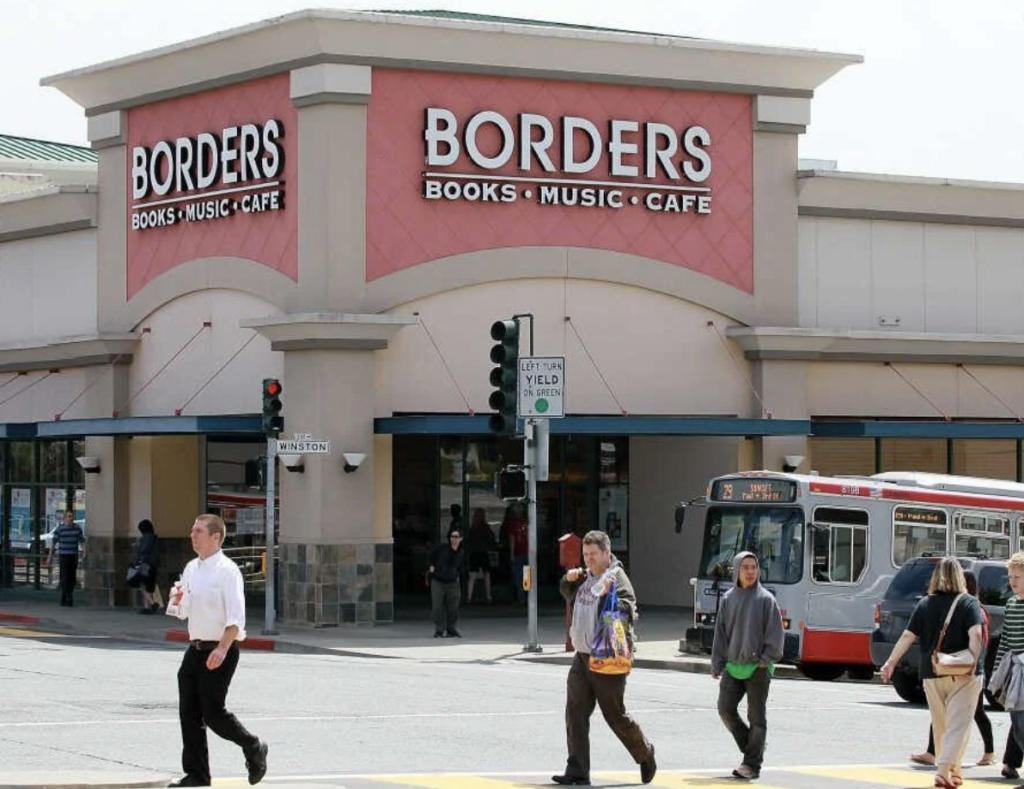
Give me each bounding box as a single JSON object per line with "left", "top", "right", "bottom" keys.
{"left": 343, "top": 452, "right": 366, "bottom": 473}
{"left": 76, "top": 456, "right": 101, "bottom": 474}
{"left": 279, "top": 453, "right": 305, "bottom": 474}
{"left": 782, "top": 454, "right": 805, "bottom": 473}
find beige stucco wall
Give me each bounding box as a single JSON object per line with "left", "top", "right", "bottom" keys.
{"left": 630, "top": 436, "right": 742, "bottom": 606}
{"left": 378, "top": 277, "right": 755, "bottom": 418}
{"left": 0, "top": 229, "right": 98, "bottom": 343}
{"left": 123, "top": 289, "right": 283, "bottom": 418}
{"left": 798, "top": 216, "right": 1024, "bottom": 335}
{"left": 806, "top": 361, "right": 1024, "bottom": 418}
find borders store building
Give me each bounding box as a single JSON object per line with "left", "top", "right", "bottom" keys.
{"left": 4, "top": 10, "right": 1024, "bottom": 624}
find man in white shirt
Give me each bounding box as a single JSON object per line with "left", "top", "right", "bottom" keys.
{"left": 167, "top": 514, "right": 268, "bottom": 787}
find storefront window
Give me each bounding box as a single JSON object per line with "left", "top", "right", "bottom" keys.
{"left": 598, "top": 438, "right": 629, "bottom": 552}
{"left": 392, "top": 435, "right": 437, "bottom": 596}
{"left": 39, "top": 441, "right": 68, "bottom": 483}
{"left": 953, "top": 439, "right": 1016, "bottom": 480}
{"left": 809, "top": 437, "right": 875, "bottom": 477}
{"left": 205, "top": 438, "right": 274, "bottom": 548}
{"left": 9, "top": 442, "right": 33, "bottom": 483}
{"left": 880, "top": 438, "right": 947, "bottom": 474}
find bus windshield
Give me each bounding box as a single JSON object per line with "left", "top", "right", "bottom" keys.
{"left": 698, "top": 506, "right": 804, "bottom": 584}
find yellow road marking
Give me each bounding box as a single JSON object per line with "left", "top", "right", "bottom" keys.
{"left": 0, "top": 626, "right": 63, "bottom": 638}
{"left": 604, "top": 771, "right": 796, "bottom": 788}
{"left": 792, "top": 765, "right": 981, "bottom": 786}
{"left": 370, "top": 775, "right": 537, "bottom": 789}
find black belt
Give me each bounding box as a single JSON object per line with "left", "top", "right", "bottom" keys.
{"left": 189, "top": 640, "right": 221, "bottom": 651}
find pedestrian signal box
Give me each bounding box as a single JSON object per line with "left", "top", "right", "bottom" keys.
{"left": 495, "top": 468, "right": 527, "bottom": 501}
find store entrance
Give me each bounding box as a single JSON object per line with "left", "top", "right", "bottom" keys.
{"left": 391, "top": 433, "right": 629, "bottom": 615}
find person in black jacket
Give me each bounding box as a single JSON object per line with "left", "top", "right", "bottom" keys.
{"left": 429, "top": 528, "right": 464, "bottom": 637}
{"left": 130, "top": 519, "right": 162, "bottom": 613}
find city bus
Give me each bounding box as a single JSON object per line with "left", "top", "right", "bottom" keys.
{"left": 681, "top": 470, "right": 1024, "bottom": 680}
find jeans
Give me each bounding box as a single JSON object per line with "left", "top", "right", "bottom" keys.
{"left": 718, "top": 668, "right": 771, "bottom": 771}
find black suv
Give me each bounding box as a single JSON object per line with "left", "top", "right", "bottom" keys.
{"left": 871, "top": 555, "right": 1012, "bottom": 703}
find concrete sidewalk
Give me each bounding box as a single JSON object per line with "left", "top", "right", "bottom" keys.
{"left": 0, "top": 593, "right": 761, "bottom": 674}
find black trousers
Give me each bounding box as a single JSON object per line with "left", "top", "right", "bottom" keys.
{"left": 718, "top": 668, "right": 771, "bottom": 771}
{"left": 58, "top": 554, "right": 78, "bottom": 605}
{"left": 177, "top": 643, "right": 259, "bottom": 784}
{"left": 430, "top": 579, "right": 460, "bottom": 633}
{"left": 564, "top": 652, "right": 651, "bottom": 778}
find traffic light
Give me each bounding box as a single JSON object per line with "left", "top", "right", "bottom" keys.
{"left": 488, "top": 318, "right": 519, "bottom": 433}
{"left": 261, "top": 378, "right": 284, "bottom": 436}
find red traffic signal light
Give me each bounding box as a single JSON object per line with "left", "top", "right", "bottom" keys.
{"left": 264, "top": 380, "right": 282, "bottom": 397}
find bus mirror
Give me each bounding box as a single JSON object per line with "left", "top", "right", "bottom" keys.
{"left": 674, "top": 504, "right": 686, "bottom": 533}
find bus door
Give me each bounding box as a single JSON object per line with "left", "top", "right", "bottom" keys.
{"left": 803, "top": 506, "right": 874, "bottom": 664}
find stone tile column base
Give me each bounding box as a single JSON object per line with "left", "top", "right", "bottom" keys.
{"left": 280, "top": 541, "right": 393, "bottom": 625}
{"left": 81, "top": 535, "right": 193, "bottom": 607}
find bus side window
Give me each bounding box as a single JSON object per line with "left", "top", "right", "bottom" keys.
{"left": 811, "top": 507, "right": 869, "bottom": 584}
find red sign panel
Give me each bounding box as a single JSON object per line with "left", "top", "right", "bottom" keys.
{"left": 125, "top": 74, "right": 298, "bottom": 300}
{"left": 366, "top": 69, "right": 753, "bottom": 289}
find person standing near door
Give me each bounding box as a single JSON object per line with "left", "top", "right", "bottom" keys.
{"left": 48, "top": 510, "right": 85, "bottom": 607}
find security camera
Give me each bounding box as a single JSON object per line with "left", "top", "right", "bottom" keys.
{"left": 278, "top": 453, "right": 305, "bottom": 473}
{"left": 782, "top": 455, "right": 805, "bottom": 473}
{"left": 343, "top": 452, "right": 366, "bottom": 473}
{"left": 76, "top": 456, "right": 101, "bottom": 474}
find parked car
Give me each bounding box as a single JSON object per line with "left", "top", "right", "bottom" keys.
{"left": 870, "top": 555, "right": 1011, "bottom": 704}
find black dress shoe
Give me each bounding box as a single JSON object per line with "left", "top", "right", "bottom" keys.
{"left": 551, "top": 775, "right": 590, "bottom": 785}
{"left": 640, "top": 744, "right": 657, "bottom": 784}
{"left": 446, "top": 629, "right": 462, "bottom": 638}
{"left": 434, "top": 631, "right": 445, "bottom": 638}
{"left": 245, "top": 740, "right": 268, "bottom": 785}
{"left": 168, "top": 777, "right": 209, "bottom": 787}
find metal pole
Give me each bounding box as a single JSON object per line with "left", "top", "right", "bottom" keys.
{"left": 525, "top": 419, "right": 542, "bottom": 652}
{"left": 263, "top": 437, "right": 278, "bottom": 635}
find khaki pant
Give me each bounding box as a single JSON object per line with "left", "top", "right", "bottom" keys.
{"left": 924, "top": 674, "right": 983, "bottom": 776}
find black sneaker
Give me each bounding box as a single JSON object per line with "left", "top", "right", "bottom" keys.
{"left": 732, "top": 764, "right": 759, "bottom": 781}
{"left": 551, "top": 775, "right": 590, "bottom": 785}
{"left": 446, "top": 629, "right": 462, "bottom": 638}
{"left": 1003, "top": 765, "right": 1020, "bottom": 779}
{"left": 434, "top": 631, "right": 445, "bottom": 638}
{"left": 640, "top": 744, "right": 657, "bottom": 784}
{"left": 245, "top": 740, "right": 268, "bottom": 785}
{"left": 168, "top": 777, "right": 209, "bottom": 787}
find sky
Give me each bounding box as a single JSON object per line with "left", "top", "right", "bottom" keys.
{"left": 2, "top": 0, "right": 1023, "bottom": 183}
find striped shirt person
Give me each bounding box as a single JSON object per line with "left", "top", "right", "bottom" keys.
{"left": 48, "top": 511, "right": 85, "bottom": 607}
{"left": 997, "top": 552, "right": 1024, "bottom": 771}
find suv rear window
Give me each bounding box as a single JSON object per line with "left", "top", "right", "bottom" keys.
{"left": 978, "top": 565, "right": 1011, "bottom": 606}
{"left": 884, "top": 560, "right": 939, "bottom": 600}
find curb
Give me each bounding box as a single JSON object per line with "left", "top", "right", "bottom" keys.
{"left": 0, "top": 612, "right": 44, "bottom": 626}
{"left": 516, "top": 653, "right": 803, "bottom": 677}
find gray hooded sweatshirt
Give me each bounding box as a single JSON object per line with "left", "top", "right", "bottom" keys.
{"left": 710, "top": 551, "right": 784, "bottom": 674}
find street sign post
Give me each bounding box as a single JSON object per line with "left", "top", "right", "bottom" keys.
{"left": 517, "top": 356, "right": 565, "bottom": 418}
{"left": 274, "top": 439, "right": 331, "bottom": 454}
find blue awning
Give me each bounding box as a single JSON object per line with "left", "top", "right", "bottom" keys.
{"left": 811, "top": 420, "right": 1024, "bottom": 439}
{"left": 374, "top": 415, "right": 810, "bottom": 436}
{"left": 35, "top": 415, "right": 262, "bottom": 438}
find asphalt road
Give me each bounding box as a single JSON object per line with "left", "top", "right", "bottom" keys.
{"left": 0, "top": 627, "right": 1011, "bottom": 786}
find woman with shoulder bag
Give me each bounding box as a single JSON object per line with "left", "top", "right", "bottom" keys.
{"left": 881, "top": 557, "right": 985, "bottom": 789}
{"left": 130, "top": 519, "right": 163, "bottom": 613}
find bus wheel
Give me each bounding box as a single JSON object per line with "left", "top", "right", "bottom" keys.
{"left": 846, "top": 666, "right": 876, "bottom": 681}
{"left": 891, "top": 671, "right": 926, "bottom": 704}
{"left": 798, "top": 663, "right": 846, "bottom": 682}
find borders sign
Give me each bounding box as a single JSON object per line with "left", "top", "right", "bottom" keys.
{"left": 518, "top": 357, "right": 565, "bottom": 418}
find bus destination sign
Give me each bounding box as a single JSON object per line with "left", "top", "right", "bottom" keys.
{"left": 710, "top": 478, "right": 798, "bottom": 503}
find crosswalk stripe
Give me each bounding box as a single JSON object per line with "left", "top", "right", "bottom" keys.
{"left": 603, "top": 771, "right": 797, "bottom": 788}
{"left": 792, "top": 765, "right": 984, "bottom": 787}
{"left": 370, "top": 774, "right": 535, "bottom": 789}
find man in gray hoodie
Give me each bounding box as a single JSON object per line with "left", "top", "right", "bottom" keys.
{"left": 711, "top": 551, "right": 784, "bottom": 781}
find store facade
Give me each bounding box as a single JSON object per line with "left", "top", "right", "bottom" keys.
{"left": 4, "top": 11, "right": 1024, "bottom": 622}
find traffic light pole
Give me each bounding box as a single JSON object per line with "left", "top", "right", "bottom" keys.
{"left": 524, "top": 418, "right": 541, "bottom": 653}
{"left": 263, "top": 436, "right": 278, "bottom": 635}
